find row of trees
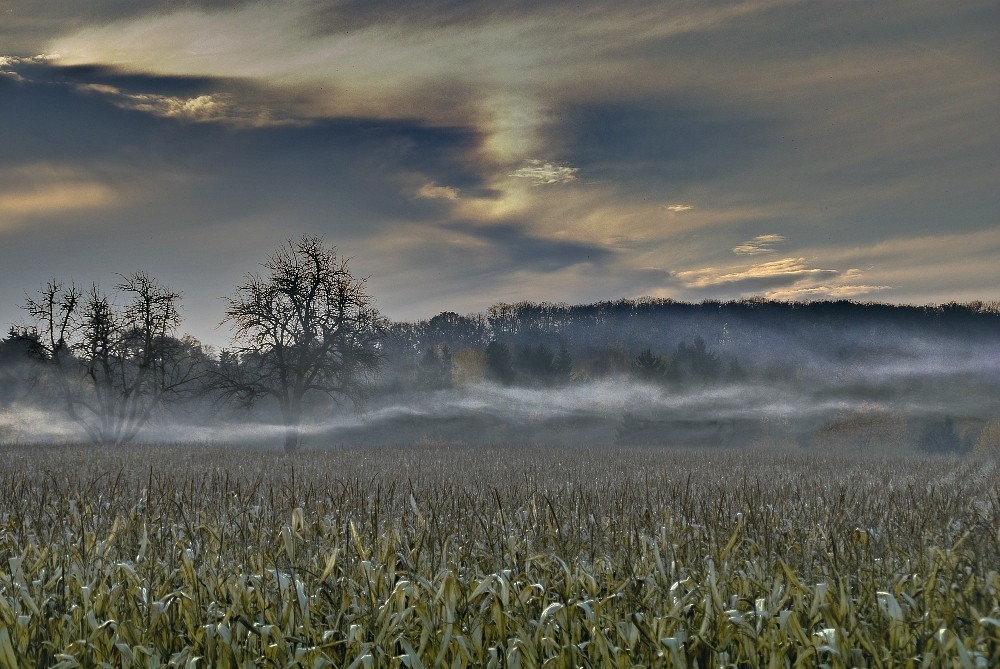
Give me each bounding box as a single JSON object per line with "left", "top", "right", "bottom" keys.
{"left": 8, "top": 237, "right": 381, "bottom": 452}
{"left": 409, "top": 336, "right": 738, "bottom": 390}
{"left": 384, "top": 297, "right": 1000, "bottom": 371}
{"left": 3, "top": 235, "right": 998, "bottom": 452}
{"left": 414, "top": 340, "right": 574, "bottom": 389}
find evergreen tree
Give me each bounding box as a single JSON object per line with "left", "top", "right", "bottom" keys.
{"left": 632, "top": 348, "right": 668, "bottom": 382}
{"left": 552, "top": 341, "right": 573, "bottom": 384}
{"left": 485, "top": 340, "right": 514, "bottom": 385}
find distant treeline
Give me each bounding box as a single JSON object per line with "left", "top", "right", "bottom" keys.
{"left": 3, "top": 296, "right": 999, "bottom": 452}
{"left": 378, "top": 298, "right": 1000, "bottom": 389}
{"left": 3, "top": 296, "right": 998, "bottom": 398}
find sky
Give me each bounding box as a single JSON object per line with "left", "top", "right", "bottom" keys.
{"left": 1, "top": 0, "right": 998, "bottom": 347}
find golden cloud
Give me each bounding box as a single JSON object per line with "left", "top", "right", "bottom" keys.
{"left": 0, "top": 182, "right": 115, "bottom": 221}
{"left": 416, "top": 182, "right": 460, "bottom": 200}
{"left": 732, "top": 233, "right": 785, "bottom": 255}
{"left": 676, "top": 257, "right": 833, "bottom": 288}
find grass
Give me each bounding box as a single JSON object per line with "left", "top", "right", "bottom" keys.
{"left": 0, "top": 443, "right": 998, "bottom": 667}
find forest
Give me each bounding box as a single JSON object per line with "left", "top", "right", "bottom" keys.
{"left": 1, "top": 239, "right": 998, "bottom": 454}
{"left": 357, "top": 297, "right": 1000, "bottom": 453}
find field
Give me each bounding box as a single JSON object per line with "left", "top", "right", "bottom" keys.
{"left": 1, "top": 444, "right": 998, "bottom": 667}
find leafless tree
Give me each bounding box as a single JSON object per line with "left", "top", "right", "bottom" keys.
{"left": 219, "top": 236, "right": 383, "bottom": 452}
{"left": 19, "top": 272, "right": 199, "bottom": 444}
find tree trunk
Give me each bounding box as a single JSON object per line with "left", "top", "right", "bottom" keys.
{"left": 283, "top": 424, "right": 300, "bottom": 453}
{"left": 282, "top": 399, "right": 302, "bottom": 453}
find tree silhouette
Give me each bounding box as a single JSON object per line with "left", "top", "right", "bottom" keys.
{"left": 418, "top": 344, "right": 452, "bottom": 389}
{"left": 632, "top": 348, "right": 668, "bottom": 383}
{"left": 485, "top": 340, "right": 515, "bottom": 385}
{"left": 219, "top": 236, "right": 382, "bottom": 452}
{"left": 672, "top": 336, "right": 722, "bottom": 384}
{"left": 552, "top": 341, "right": 573, "bottom": 384}
{"left": 18, "top": 273, "right": 197, "bottom": 444}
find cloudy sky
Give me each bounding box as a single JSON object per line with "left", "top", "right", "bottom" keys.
{"left": 2, "top": 0, "right": 998, "bottom": 345}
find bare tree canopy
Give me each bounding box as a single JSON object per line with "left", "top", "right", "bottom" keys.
{"left": 18, "top": 272, "right": 200, "bottom": 444}
{"left": 219, "top": 236, "right": 383, "bottom": 452}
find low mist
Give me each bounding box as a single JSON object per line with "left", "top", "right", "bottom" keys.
{"left": 3, "top": 298, "right": 998, "bottom": 454}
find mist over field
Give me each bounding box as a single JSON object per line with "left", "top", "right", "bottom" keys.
{"left": 335, "top": 344, "right": 1000, "bottom": 451}
{"left": 4, "top": 298, "right": 998, "bottom": 453}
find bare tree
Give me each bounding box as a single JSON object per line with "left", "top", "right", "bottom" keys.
{"left": 19, "top": 272, "right": 199, "bottom": 444}
{"left": 219, "top": 236, "right": 383, "bottom": 452}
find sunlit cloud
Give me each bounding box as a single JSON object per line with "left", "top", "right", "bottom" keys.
{"left": 0, "top": 54, "right": 54, "bottom": 81}
{"left": 0, "top": 54, "right": 54, "bottom": 68}
{"left": 81, "top": 83, "right": 218, "bottom": 119}
{"left": 42, "top": 1, "right": 796, "bottom": 165}
{"left": 732, "top": 234, "right": 785, "bottom": 255}
{"left": 2, "top": 57, "right": 288, "bottom": 127}
{"left": 764, "top": 269, "right": 891, "bottom": 301}
{"left": 0, "top": 181, "right": 116, "bottom": 227}
{"left": 508, "top": 160, "right": 578, "bottom": 185}
{"left": 416, "top": 182, "right": 460, "bottom": 201}
{"left": 674, "top": 256, "right": 891, "bottom": 302}
{"left": 664, "top": 204, "right": 693, "bottom": 212}
{"left": 76, "top": 83, "right": 296, "bottom": 127}
{"left": 676, "top": 258, "right": 834, "bottom": 289}
{"left": 44, "top": 2, "right": 794, "bottom": 92}
{"left": 482, "top": 94, "right": 550, "bottom": 163}
{"left": 45, "top": 5, "right": 573, "bottom": 158}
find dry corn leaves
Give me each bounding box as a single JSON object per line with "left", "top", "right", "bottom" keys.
{"left": 0, "top": 444, "right": 998, "bottom": 667}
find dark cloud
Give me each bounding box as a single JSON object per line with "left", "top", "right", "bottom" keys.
{"left": 0, "top": 66, "right": 151, "bottom": 164}
{"left": 552, "top": 96, "right": 777, "bottom": 195}
{"left": 0, "top": 62, "right": 488, "bottom": 226}
{"left": 35, "top": 63, "right": 221, "bottom": 96}
{"left": 360, "top": 218, "right": 627, "bottom": 321}
{"left": 213, "top": 118, "right": 486, "bottom": 225}
{"left": 442, "top": 220, "right": 615, "bottom": 274}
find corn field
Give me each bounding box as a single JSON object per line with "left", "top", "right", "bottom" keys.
{"left": 1, "top": 444, "right": 998, "bottom": 668}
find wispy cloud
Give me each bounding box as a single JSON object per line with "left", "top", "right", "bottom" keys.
{"left": 732, "top": 233, "right": 785, "bottom": 255}
{"left": 80, "top": 84, "right": 224, "bottom": 121}
{"left": 3, "top": 57, "right": 294, "bottom": 127}
{"left": 676, "top": 258, "right": 834, "bottom": 289}
{"left": 0, "top": 164, "right": 118, "bottom": 231}
{"left": 673, "top": 257, "right": 890, "bottom": 301}
{"left": 416, "top": 182, "right": 460, "bottom": 200}
{"left": 787, "top": 229, "right": 1000, "bottom": 304}
{"left": 509, "top": 160, "right": 578, "bottom": 185}
{"left": 764, "top": 268, "right": 891, "bottom": 301}
{"left": 0, "top": 182, "right": 115, "bottom": 221}
{"left": 41, "top": 1, "right": 796, "bottom": 161}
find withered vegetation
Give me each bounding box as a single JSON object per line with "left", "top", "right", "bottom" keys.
{"left": 1, "top": 444, "right": 998, "bottom": 667}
